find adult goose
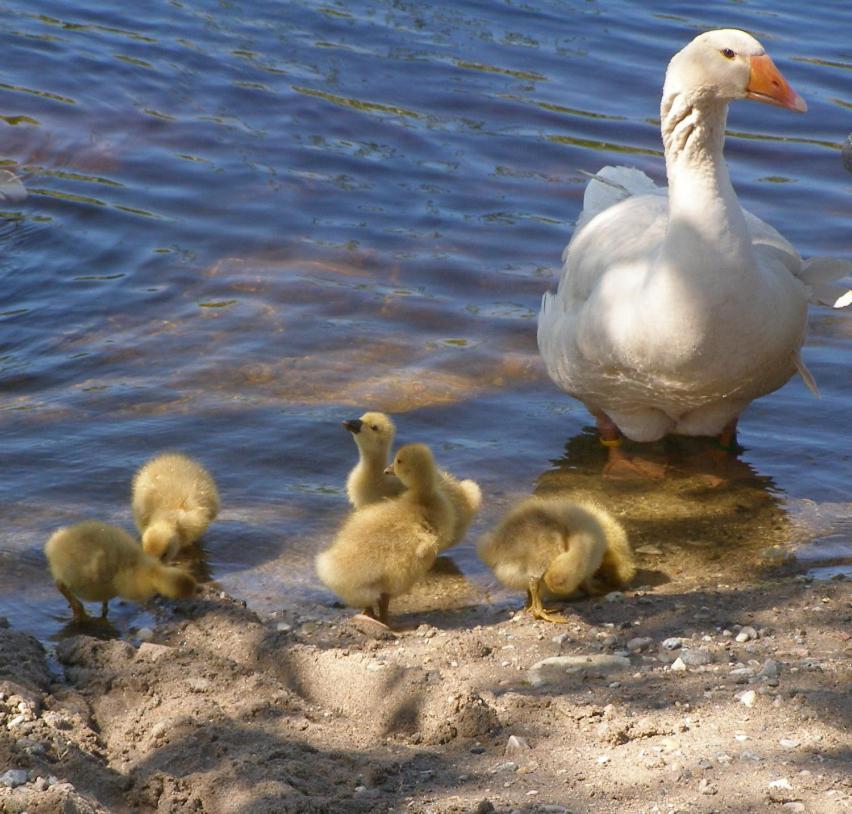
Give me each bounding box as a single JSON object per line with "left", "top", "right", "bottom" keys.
{"left": 538, "top": 29, "right": 851, "bottom": 478}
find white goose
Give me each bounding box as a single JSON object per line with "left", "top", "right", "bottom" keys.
{"left": 538, "top": 29, "right": 851, "bottom": 477}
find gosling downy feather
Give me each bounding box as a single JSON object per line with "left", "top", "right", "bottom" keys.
{"left": 132, "top": 452, "right": 220, "bottom": 560}
{"left": 477, "top": 495, "right": 635, "bottom": 622}
{"left": 45, "top": 520, "right": 196, "bottom": 620}
{"left": 343, "top": 410, "right": 481, "bottom": 548}
{"left": 343, "top": 411, "right": 404, "bottom": 508}
{"left": 437, "top": 469, "right": 482, "bottom": 551}
{"left": 316, "top": 443, "right": 454, "bottom": 626}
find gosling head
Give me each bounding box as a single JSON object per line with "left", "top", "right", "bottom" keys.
{"left": 665, "top": 29, "right": 806, "bottom": 111}
{"left": 142, "top": 521, "right": 180, "bottom": 561}
{"left": 385, "top": 443, "right": 438, "bottom": 491}
{"left": 342, "top": 411, "right": 396, "bottom": 460}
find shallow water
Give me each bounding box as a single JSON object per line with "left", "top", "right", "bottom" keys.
{"left": 1, "top": 0, "right": 849, "bottom": 642}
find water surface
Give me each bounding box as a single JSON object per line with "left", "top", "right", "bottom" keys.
{"left": 1, "top": 0, "right": 850, "bottom": 641}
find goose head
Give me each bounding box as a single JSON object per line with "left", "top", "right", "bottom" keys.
{"left": 664, "top": 29, "right": 806, "bottom": 112}
{"left": 385, "top": 443, "right": 437, "bottom": 490}
{"left": 343, "top": 411, "right": 396, "bottom": 458}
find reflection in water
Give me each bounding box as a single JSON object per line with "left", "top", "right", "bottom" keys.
{"left": 531, "top": 429, "right": 795, "bottom": 587}
{"left": 1, "top": 0, "right": 850, "bottom": 643}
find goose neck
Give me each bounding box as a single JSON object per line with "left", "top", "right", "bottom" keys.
{"left": 660, "top": 92, "right": 751, "bottom": 258}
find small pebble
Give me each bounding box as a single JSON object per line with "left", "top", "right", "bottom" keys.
{"left": 758, "top": 659, "right": 780, "bottom": 679}
{"left": 661, "top": 637, "right": 683, "bottom": 651}
{"left": 735, "top": 626, "right": 757, "bottom": 643}
{"left": 137, "top": 627, "right": 154, "bottom": 643}
{"left": 505, "top": 735, "right": 531, "bottom": 755}
{"left": 670, "top": 657, "right": 687, "bottom": 672}
{"left": 738, "top": 690, "right": 757, "bottom": 707}
{"left": 768, "top": 777, "right": 793, "bottom": 790}
{"left": 494, "top": 762, "right": 518, "bottom": 774}
{"left": 680, "top": 647, "right": 712, "bottom": 666}
{"left": 698, "top": 778, "right": 717, "bottom": 795}
{"left": 0, "top": 769, "right": 28, "bottom": 788}
{"left": 627, "top": 637, "right": 653, "bottom": 653}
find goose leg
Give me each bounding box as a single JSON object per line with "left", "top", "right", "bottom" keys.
{"left": 716, "top": 418, "right": 739, "bottom": 452}
{"left": 596, "top": 412, "right": 666, "bottom": 480}
{"left": 351, "top": 596, "right": 393, "bottom": 632}
{"left": 377, "top": 593, "right": 391, "bottom": 626}
{"left": 526, "top": 577, "right": 569, "bottom": 624}
{"left": 56, "top": 582, "right": 88, "bottom": 622}
{"left": 100, "top": 601, "right": 109, "bottom": 619}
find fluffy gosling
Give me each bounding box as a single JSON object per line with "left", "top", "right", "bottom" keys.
{"left": 132, "top": 452, "right": 220, "bottom": 560}
{"left": 343, "top": 411, "right": 404, "bottom": 508}
{"left": 477, "top": 495, "right": 635, "bottom": 623}
{"left": 316, "top": 443, "right": 455, "bottom": 627}
{"left": 343, "top": 411, "right": 481, "bottom": 549}
{"left": 45, "top": 520, "right": 196, "bottom": 621}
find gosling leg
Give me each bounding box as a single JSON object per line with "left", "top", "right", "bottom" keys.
{"left": 527, "top": 577, "right": 569, "bottom": 624}
{"left": 56, "top": 582, "right": 88, "bottom": 622}
{"left": 377, "top": 593, "right": 391, "bottom": 627}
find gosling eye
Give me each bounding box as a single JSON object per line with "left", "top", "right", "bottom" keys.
{"left": 371, "top": 424, "right": 379, "bottom": 431}
{"left": 721, "top": 48, "right": 736, "bottom": 60}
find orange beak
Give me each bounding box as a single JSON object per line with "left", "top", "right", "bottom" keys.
{"left": 746, "top": 53, "right": 807, "bottom": 112}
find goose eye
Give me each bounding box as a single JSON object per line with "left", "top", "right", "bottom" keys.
{"left": 721, "top": 48, "right": 735, "bottom": 59}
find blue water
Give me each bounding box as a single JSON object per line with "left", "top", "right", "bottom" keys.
{"left": 1, "top": 0, "right": 849, "bottom": 641}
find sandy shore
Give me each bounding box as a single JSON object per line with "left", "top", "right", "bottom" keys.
{"left": 0, "top": 556, "right": 849, "bottom": 813}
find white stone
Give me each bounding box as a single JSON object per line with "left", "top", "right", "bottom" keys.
{"left": 768, "top": 778, "right": 793, "bottom": 790}
{"left": 670, "top": 657, "right": 687, "bottom": 672}
{"left": 527, "top": 655, "right": 630, "bottom": 687}
{"left": 661, "top": 637, "right": 683, "bottom": 651}
{"left": 505, "top": 735, "right": 531, "bottom": 755}
{"left": 735, "top": 626, "right": 757, "bottom": 643}
{"left": 738, "top": 690, "right": 757, "bottom": 707}
{"left": 137, "top": 627, "right": 154, "bottom": 642}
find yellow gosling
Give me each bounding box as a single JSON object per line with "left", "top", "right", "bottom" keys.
{"left": 477, "top": 495, "right": 635, "bottom": 623}
{"left": 45, "top": 521, "right": 196, "bottom": 621}
{"left": 343, "top": 411, "right": 404, "bottom": 508}
{"left": 132, "top": 452, "right": 220, "bottom": 560}
{"left": 316, "top": 443, "right": 455, "bottom": 628}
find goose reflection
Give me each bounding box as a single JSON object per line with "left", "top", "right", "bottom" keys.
{"left": 533, "top": 426, "right": 793, "bottom": 584}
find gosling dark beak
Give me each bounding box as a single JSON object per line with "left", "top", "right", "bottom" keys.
{"left": 343, "top": 419, "right": 363, "bottom": 434}
{"left": 383, "top": 464, "right": 394, "bottom": 475}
